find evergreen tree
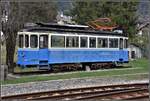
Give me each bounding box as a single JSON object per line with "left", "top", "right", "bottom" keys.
{"left": 70, "top": 1, "right": 139, "bottom": 39}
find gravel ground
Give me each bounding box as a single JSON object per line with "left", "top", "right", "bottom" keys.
{"left": 1, "top": 76, "right": 149, "bottom": 97}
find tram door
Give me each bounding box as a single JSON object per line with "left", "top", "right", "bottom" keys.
{"left": 39, "top": 35, "right": 49, "bottom": 62}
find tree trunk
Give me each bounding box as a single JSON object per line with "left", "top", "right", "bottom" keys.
{"left": 6, "top": 35, "right": 16, "bottom": 73}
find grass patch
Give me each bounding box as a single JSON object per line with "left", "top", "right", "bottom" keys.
{"left": 129, "top": 58, "right": 149, "bottom": 71}
{"left": 2, "top": 68, "right": 148, "bottom": 85}
{"left": 123, "top": 73, "right": 149, "bottom": 80}
{"left": 2, "top": 58, "right": 149, "bottom": 85}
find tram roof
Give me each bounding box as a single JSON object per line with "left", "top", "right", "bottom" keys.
{"left": 21, "top": 23, "right": 127, "bottom": 37}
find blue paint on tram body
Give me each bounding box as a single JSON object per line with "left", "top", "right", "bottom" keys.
{"left": 17, "top": 49, "right": 128, "bottom": 68}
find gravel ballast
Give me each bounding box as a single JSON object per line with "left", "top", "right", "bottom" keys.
{"left": 1, "top": 76, "right": 148, "bottom": 97}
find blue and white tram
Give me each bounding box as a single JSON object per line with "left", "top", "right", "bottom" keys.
{"left": 17, "top": 24, "right": 128, "bottom": 70}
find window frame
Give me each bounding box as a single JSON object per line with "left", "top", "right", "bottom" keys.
{"left": 34, "top": 32, "right": 126, "bottom": 50}
{"left": 66, "top": 35, "right": 79, "bottom": 48}
{"left": 18, "top": 34, "right": 24, "bottom": 48}
{"left": 80, "top": 36, "right": 88, "bottom": 48}
{"left": 30, "top": 34, "right": 38, "bottom": 48}
{"left": 51, "top": 35, "right": 65, "bottom": 48}
{"left": 119, "top": 38, "right": 123, "bottom": 49}
{"left": 109, "top": 38, "right": 119, "bottom": 48}
{"left": 25, "top": 34, "right": 29, "bottom": 48}
{"left": 89, "top": 37, "right": 96, "bottom": 48}
{"left": 97, "top": 37, "right": 108, "bottom": 48}
{"left": 124, "top": 38, "right": 128, "bottom": 48}
{"left": 39, "top": 35, "right": 49, "bottom": 49}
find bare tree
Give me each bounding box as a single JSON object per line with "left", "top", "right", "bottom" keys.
{"left": 1, "top": 1, "right": 57, "bottom": 73}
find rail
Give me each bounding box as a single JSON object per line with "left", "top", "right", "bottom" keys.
{"left": 2, "top": 82, "right": 149, "bottom": 100}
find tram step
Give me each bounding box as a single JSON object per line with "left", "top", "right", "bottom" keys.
{"left": 39, "top": 60, "right": 48, "bottom": 63}
{"left": 39, "top": 60, "right": 48, "bottom": 65}
{"left": 39, "top": 63, "right": 49, "bottom": 66}
{"left": 37, "top": 65, "right": 50, "bottom": 70}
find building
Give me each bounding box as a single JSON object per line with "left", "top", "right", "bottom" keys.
{"left": 128, "top": 43, "right": 143, "bottom": 60}
{"left": 137, "top": 22, "right": 150, "bottom": 35}
{"left": 56, "top": 11, "right": 75, "bottom": 25}
{"left": 129, "top": 21, "right": 150, "bottom": 60}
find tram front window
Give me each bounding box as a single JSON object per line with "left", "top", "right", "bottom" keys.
{"left": 19, "top": 35, "right": 24, "bottom": 48}
{"left": 39, "top": 35, "right": 48, "bottom": 48}
{"left": 25, "top": 35, "right": 29, "bottom": 48}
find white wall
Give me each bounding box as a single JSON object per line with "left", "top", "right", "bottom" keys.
{"left": 129, "top": 45, "right": 142, "bottom": 59}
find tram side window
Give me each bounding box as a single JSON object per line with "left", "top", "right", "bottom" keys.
{"left": 80, "top": 37, "right": 88, "bottom": 48}
{"left": 124, "top": 39, "right": 128, "bottom": 48}
{"left": 51, "top": 35, "right": 65, "bottom": 47}
{"left": 30, "top": 35, "right": 38, "bottom": 48}
{"left": 25, "top": 35, "right": 29, "bottom": 48}
{"left": 66, "top": 36, "right": 79, "bottom": 48}
{"left": 109, "top": 38, "right": 118, "bottom": 48}
{"left": 39, "top": 35, "right": 48, "bottom": 48}
{"left": 119, "top": 38, "right": 123, "bottom": 49}
{"left": 89, "top": 37, "right": 96, "bottom": 48}
{"left": 19, "top": 35, "right": 24, "bottom": 48}
{"left": 97, "top": 38, "right": 108, "bottom": 48}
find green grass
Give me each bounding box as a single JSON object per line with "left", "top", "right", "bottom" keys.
{"left": 2, "top": 68, "right": 148, "bottom": 85}
{"left": 1, "top": 58, "right": 149, "bottom": 85}
{"left": 129, "top": 58, "right": 149, "bottom": 69}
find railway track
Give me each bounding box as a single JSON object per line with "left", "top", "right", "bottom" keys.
{"left": 2, "top": 83, "right": 149, "bottom": 101}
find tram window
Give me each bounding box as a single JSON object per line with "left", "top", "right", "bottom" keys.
{"left": 89, "top": 37, "right": 96, "bottom": 48}
{"left": 25, "top": 35, "right": 29, "bottom": 48}
{"left": 124, "top": 39, "right": 128, "bottom": 48}
{"left": 109, "top": 38, "right": 118, "bottom": 48}
{"left": 66, "top": 36, "right": 79, "bottom": 48}
{"left": 51, "top": 35, "right": 65, "bottom": 47}
{"left": 19, "top": 35, "right": 24, "bottom": 48}
{"left": 119, "top": 38, "right": 123, "bottom": 49}
{"left": 97, "top": 38, "right": 108, "bottom": 48}
{"left": 80, "top": 37, "right": 88, "bottom": 48}
{"left": 39, "top": 35, "right": 48, "bottom": 48}
{"left": 30, "top": 35, "right": 38, "bottom": 48}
